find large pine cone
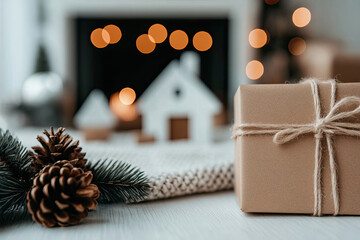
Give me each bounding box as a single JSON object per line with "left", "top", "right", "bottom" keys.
{"left": 30, "top": 127, "right": 87, "bottom": 172}
{"left": 27, "top": 160, "right": 99, "bottom": 227}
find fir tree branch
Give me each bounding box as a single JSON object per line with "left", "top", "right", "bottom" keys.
{"left": 0, "top": 163, "right": 30, "bottom": 223}
{"left": 0, "top": 129, "right": 34, "bottom": 181}
{"left": 0, "top": 129, "right": 34, "bottom": 222}
{"left": 87, "top": 159, "right": 150, "bottom": 203}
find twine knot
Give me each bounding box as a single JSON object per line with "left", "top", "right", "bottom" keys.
{"left": 232, "top": 79, "right": 360, "bottom": 216}
{"left": 314, "top": 118, "right": 325, "bottom": 134}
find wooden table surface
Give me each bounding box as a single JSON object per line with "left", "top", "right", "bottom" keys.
{"left": 2, "top": 191, "right": 360, "bottom": 240}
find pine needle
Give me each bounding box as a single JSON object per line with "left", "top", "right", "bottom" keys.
{"left": 87, "top": 159, "right": 150, "bottom": 203}
{"left": 0, "top": 129, "right": 34, "bottom": 223}
{"left": 0, "top": 129, "right": 34, "bottom": 180}
{"left": 0, "top": 164, "right": 30, "bottom": 223}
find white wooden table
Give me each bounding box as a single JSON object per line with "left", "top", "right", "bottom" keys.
{"left": 2, "top": 128, "right": 360, "bottom": 239}
{"left": 2, "top": 191, "right": 360, "bottom": 240}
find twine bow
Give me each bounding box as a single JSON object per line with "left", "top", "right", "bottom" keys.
{"left": 232, "top": 79, "right": 360, "bottom": 216}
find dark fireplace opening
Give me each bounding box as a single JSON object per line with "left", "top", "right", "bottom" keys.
{"left": 75, "top": 17, "right": 229, "bottom": 113}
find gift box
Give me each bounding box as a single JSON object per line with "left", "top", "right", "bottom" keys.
{"left": 233, "top": 79, "right": 360, "bottom": 215}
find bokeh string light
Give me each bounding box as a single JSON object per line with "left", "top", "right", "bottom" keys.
{"left": 119, "top": 87, "right": 136, "bottom": 105}
{"left": 193, "top": 31, "right": 213, "bottom": 52}
{"left": 249, "top": 29, "right": 268, "bottom": 48}
{"left": 292, "top": 7, "right": 311, "bottom": 28}
{"left": 169, "top": 30, "right": 189, "bottom": 50}
{"left": 247, "top": 3, "right": 311, "bottom": 80}
{"left": 288, "top": 37, "right": 306, "bottom": 56}
{"left": 90, "top": 25, "right": 122, "bottom": 48}
{"left": 148, "top": 24, "right": 168, "bottom": 44}
{"left": 265, "top": 0, "right": 279, "bottom": 5}
{"left": 90, "top": 28, "right": 110, "bottom": 48}
{"left": 103, "top": 24, "right": 122, "bottom": 44}
{"left": 110, "top": 92, "right": 138, "bottom": 122}
{"left": 91, "top": 24, "right": 215, "bottom": 53}
{"left": 136, "top": 34, "right": 156, "bottom": 54}
{"left": 246, "top": 60, "right": 264, "bottom": 80}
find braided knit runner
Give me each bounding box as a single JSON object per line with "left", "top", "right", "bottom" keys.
{"left": 145, "top": 163, "right": 233, "bottom": 201}
{"left": 85, "top": 142, "right": 234, "bottom": 202}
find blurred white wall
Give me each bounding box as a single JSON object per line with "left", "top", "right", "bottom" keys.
{"left": 0, "top": 0, "right": 38, "bottom": 103}
{"left": 288, "top": 0, "right": 360, "bottom": 53}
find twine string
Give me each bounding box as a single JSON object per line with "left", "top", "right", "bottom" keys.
{"left": 232, "top": 79, "right": 360, "bottom": 216}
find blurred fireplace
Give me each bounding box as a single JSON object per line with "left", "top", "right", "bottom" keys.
{"left": 75, "top": 17, "right": 229, "bottom": 115}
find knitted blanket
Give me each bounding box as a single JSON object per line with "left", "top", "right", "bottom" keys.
{"left": 16, "top": 128, "right": 234, "bottom": 202}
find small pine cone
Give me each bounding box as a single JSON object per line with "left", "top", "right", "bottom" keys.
{"left": 27, "top": 160, "right": 99, "bottom": 227}
{"left": 30, "top": 127, "right": 87, "bottom": 172}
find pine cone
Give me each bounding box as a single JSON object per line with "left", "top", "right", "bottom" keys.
{"left": 27, "top": 160, "right": 99, "bottom": 227}
{"left": 30, "top": 127, "right": 87, "bottom": 172}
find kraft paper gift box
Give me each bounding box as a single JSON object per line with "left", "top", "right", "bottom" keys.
{"left": 233, "top": 80, "right": 360, "bottom": 215}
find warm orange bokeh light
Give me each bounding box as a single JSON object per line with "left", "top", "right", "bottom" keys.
{"left": 169, "top": 30, "right": 188, "bottom": 50}
{"left": 249, "top": 29, "right": 268, "bottom": 48}
{"left": 136, "top": 34, "right": 156, "bottom": 54}
{"left": 246, "top": 60, "right": 264, "bottom": 80}
{"left": 104, "top": 24, "right": 122, "bottom": 44}
{"left": 292, "top": 7, "right": 311, "bottom": 28}
{"left": 288, "top": 37, "right": 306, "bottom": 56}
{"left": 110, "top": 92, "right": 138, "bottom": 122}
{"left": 119, "top": 87, "right": 136, "bottom": 105}
{"left": 265, "top": 0, "right": 279, "bottom": 5}
{"left": 90, "top": 28, "right": 110, "bottom": 48}
{"left": 193, "top": 31, "right": 213, "bottom": 52}
{"left": 148, "top": 24, "right": 167, "bottom": 44}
